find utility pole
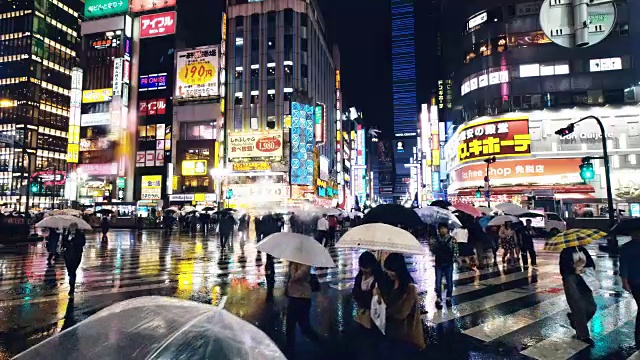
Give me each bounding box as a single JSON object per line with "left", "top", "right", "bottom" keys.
{"left": 540, "top": 0, "right": 616, "bottom": 49}
{"left": 484, "top": 156, "right": 496, "bottom": 208}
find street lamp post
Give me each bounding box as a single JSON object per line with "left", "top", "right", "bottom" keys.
{"left": 555, "top": 115, "right": 616, "bottom": 252}
{"left": 210, "top": 165, "right": 231, "bottom": 209}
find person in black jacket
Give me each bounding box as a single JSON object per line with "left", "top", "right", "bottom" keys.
{"left": 351, "top": 251, "right": 383, "bottom": 360}
{"left": 519, "top": 219, "right": 537, "bottom": 267}
{"left": 560, "top": 245, "right": 596, "bottom": 345}
{"left": 63, "top": 223, "right": 86, "bottom": 298}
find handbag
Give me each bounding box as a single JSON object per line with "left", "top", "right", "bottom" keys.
{"left": 309, "top": 273, "right": 321, "bottom": 292}
{"left": 579, "top": 267, "right": 601, "bottom": 292}
{"left": 370, "top": 294, "right": 387, "bottom": 334}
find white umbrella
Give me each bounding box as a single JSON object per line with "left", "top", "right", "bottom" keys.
{"left": 181, "top": 206, "right": 196, "bottom": 213}
{"left": 414, "top": 206, "right": 462, "bottom": 227}
{"left": 337, "top": 223, "right": 426, "bottom": 255}
{"left": 36, "top": 215, "right": 92, "bottom": 230}
{"left": 83, "top": 209, "right": 94, "bottom": 215}
{"left": 347, "top": 211, "right": 364, "bottom": 218}
{"left": 61, "top": 209, "right": 83, "bottom": 217}
{"left": 324, "top": 208, "right": 343, "bottom": 216}
{"left": 494, "top": 203, "right": 527, "bottom": 216}
{"left": 487, "top": 215, "right": 521, "bottom": 226}
{"left": 257, "top": 232, "right": 336, "bottom": 267}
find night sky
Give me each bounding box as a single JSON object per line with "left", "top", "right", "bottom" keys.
{"left": 179, "top": 0, "right": 393, "bottom": 137}
{"left": 320, "top": 0, "right": 393, "bottom": 137}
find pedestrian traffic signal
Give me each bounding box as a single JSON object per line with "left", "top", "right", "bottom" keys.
{"left": 579, "top": 161, "right": 595, "bottom": 181}
{"left": 30, "top": 182, "right": 39, "bottom": 193}
{"left": 226, "top": 189, "right": 234, "bottom": 199}
{"left": 475, "top": 188, "right": 482, "bottom": 198}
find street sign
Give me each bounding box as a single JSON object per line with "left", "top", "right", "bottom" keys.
{"left": 539, "top": 0, "right": 616, "bottom": 48}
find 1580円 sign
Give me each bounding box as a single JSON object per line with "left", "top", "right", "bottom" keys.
{"left": 456, "top": 118, "right": 531, "bottom": 163}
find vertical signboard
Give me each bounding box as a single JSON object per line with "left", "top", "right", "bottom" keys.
{"left": 290, "top": 102, "right": 315, "bottom": 186}
{"left": 112, "top": 57, "right": 123, "bottom": 96}
{"left": 315, "top": 103, "right": 325, "bottom": 143}
{"left": 67, "top": 68, "right": 82, "bottom": 163}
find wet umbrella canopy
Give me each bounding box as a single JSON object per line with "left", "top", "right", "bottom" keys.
{"left": 14, "top": 297, "right": 286, "bottom": 360}
{"left": 362, "top": 204, "right": 423, "bottom": 228}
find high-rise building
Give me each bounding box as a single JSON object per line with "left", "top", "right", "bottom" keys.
{"left": 225, "top": 0, "right": 338, "bottom": 210}
{"left": 0, "top": 0, "right": 82, "bottom": 210}
{"left": 439, "top": 0, "right": 640, "bottom": 211}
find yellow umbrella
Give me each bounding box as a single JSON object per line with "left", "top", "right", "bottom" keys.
{"left": 543, "top": 229, "right": 607, "bottom": 251}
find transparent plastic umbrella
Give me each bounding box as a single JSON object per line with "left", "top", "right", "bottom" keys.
{"left": 414, "top": 206, "right": 462, "bottom": 227}
{"left": 13, "top": 297, "right": 286, "bottom": 360}
{"left": 337, "top": 223, "right": 426, "bottom": 255}
{"left": 35, "top": 215, "right": 92, "bottom": 230}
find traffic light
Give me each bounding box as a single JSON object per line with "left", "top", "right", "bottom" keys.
{"left": 30, "top": 182, "right": 39, "bottom": 194}
{"left": 475, "top": 188, "right": 482, "bottom": 198}
{"left": 579, "top": 161, "right": 595, "bottom": 181}
{"left": 226, "top": 189, "right": 234, "bottom": 200}
{"left": 555, "top": 123, "right": 575, "bottom": 137}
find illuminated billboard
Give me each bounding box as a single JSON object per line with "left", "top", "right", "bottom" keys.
{"left": 290, "top": 102, "right": 315, "bottom": 186}
{"left": 84, "top": 0, "right": 128, "bottom": 19}
{"left": 131, "top": 0, "right": 176, "bottom": 12}
{"left": 175, "top": 46, "right": 220, "bottom": 99}
{"left": 139, "top": 12, "right": 177, "bottom": 38}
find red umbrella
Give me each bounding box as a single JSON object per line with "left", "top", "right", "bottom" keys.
{"left": 453, "top": 203, "right": 483, "bottom": 218}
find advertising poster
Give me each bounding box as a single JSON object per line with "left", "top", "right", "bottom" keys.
{"left": 290, "top": 102, "right": 315, "bottom": 186}
{"left": 140, "top": 175, "right": 162, "bottom": 200}
{"left": 136, "top": 151, "right": 145, "bottom": 167}
{"left": 175, "top": 46, "right": 220, "bottom": 99}
{"left": 81, "top": 113, "right": 110, "bottom": 126}
{"left": 227, "top": 131, "right": 283, "bottom": 159}
{"left": 182, "top": 160, "right": 208, "bottom": 176}
{"left": 456, "top": 118, "right": 531, "bottom": 164}
{"left": 131, "top": 0, "right": 176, "bottom": 12}
{"left": 82, "top": 88, "right": 113, "bottom": 103}
{"left": 140, "top": 12, "right": 176, "bottom": 38}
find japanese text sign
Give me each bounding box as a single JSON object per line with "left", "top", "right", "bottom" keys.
{"left": 140, "top": 175, "right": 162, "bottom": 200}
{"left": 175, "top": 46, "right": 220, "bottom": 99}
{"left": 139, "top": 12, "right": 176, "bottom": 38}
{"left": 85, "top": 0, "right": 128, "bottom": 19}
{"left": 228, "top": 131, "right": 283, "bottom": 159}
{"left": 82, "top": 88, "right": 113, "bottom": 103}
{"left": 457, "top": 118, "right": 531, "bottom": 163}
{"left": 139, "top": 74, "right": 167, "bottom": 91}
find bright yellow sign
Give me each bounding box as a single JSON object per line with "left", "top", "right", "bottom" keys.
{"left": 67, "top": 143, "right": 79, "bottom": 163}
{"left": 140, "top": 175, "right": 162, "bottom": 200}
{"left": 182, "top": 160, "right": 208, "bottom": 176}
{"left": 82, "top": 88, "right": 113, "bottom": 103}
{"left": 67, "top": 125, "right": 80, "bottom": 143}
{"left": 232, "top": 162, "right": 271, "bottom": 172}
{"left": 178, "top": 61, "right": 216, "bottom": 86}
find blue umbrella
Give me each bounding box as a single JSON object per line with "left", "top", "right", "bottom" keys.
{"left": 478, "top": 215, "right": 493, "bottom": 230}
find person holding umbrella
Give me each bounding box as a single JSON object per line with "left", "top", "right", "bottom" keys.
{"left": 46, "top": 228, "right": 60, "bottom": 264}
{"left": 62, "top": 222, "right": 86, "bottom": 298}
{"left": 431, "top": 223, "right": 459, "bottom": 309}
{"left": 100, "top": 216, "right": 109, "bottom": 239}
{"left": 617, "top": 219, "right": 640, "bottom": 347}
{"left": 499, "top": 221, "right": 517, "bottom": 265}
{"left": 285, "top": 260, "right": 322, "bottom": 350}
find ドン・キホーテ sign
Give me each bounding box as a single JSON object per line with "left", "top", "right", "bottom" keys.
{"left": 456, "top": 117, "right": 531, "bottom": 163}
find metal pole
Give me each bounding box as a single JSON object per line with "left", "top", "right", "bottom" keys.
{"left": 486, "top": 162, "right": 491, "bottom": 208}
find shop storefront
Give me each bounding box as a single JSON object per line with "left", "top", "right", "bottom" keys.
{"left": 443, "top": 106, "right": 640, "bottom": 215}
{"left": 168, "top": 193, "right": 218, "bottom": 208}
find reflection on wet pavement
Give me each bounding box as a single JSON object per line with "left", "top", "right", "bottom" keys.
{"left": 0, "top": 230, "right": 637, "bottom": 359}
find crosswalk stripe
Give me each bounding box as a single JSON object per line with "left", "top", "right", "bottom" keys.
{"left": 463, "top": 293, "right": 568, "bottom": 341}
{"left": 520, "top": 297, "right": 636, "bottom": 360}
{"left": 427, "top": 276, "right": 562, "bottom": 324}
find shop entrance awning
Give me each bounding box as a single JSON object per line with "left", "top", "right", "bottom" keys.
{"left": 453, "top": 184, "right": 595, "bottom": 197}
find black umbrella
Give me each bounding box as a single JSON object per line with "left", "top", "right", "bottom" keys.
{"left": 97, "top": 209, "right": 114, "bottom": 215}
{"left": 214, "top": 210, "right": 232, "bottom": 216}
{"left": 223, "top": 208, "right": 237, "bottom": 212}
{"left": 362, "top": 204, "right": 424, "bottom": 228}
{"left": 185, "top": 210, "right": 198, "bottom": 215}
{"left": 610, "top": 218, "right": 640, "bottom": 237}
{"left": 430, "top": 200, "right": 452, "bottom": 209}
{"left": 517, "top": 212, "right": 545, "bottom": 218}
{"left": 201, "top": 207, "right": 216, "bottom": 212}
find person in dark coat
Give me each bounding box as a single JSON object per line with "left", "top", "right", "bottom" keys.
{"left": 46, "top": 228, "right": 60, "bottom": 263}
{"left": 100, "top": 216, "right": 109, "bottom": 238}
{"left": 261, "top": 214, "right": 282, "bottom": 277}
{"left": 519, "top": 219, "right": 537, "bottom": 267}
{"left": 560, "top": 246, "right": 596, "bottom": 345}
{"left": 351, "top": 251, "right": 384, "bottom": 360}
{"left": 218, "top": 213, "right": 235, "bottom": 249}
{"left": 63, "top": 223, "right": 86, "bottom": 298}
{"left": 621, "top": 235, "right": 640, "bottom": 347}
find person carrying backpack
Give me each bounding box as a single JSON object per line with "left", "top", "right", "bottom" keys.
{"left": 431, "top": 223, "right": 459, "bottom": 309}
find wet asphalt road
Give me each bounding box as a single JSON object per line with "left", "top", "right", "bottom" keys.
{"left": 0, "top": 229, "right": 638, "bottom": 360}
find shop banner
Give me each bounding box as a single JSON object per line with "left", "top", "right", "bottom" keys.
{"left": 140, "top": 12, "right": 176, "bottom": 38}
{"left": 450, "top": 158, "right": 583, "bottom": 190}
{"left": 175, "top": 46, "right": 220, "bottom": 99}
{"left": 131, "top": 0, "right": 176, "bottom": 12}
{"left": 77, "top": 162, "right": 118, "bottom": 176}
{"left": 228, "top": 131, "right": 283, "bottom": 160}
{"left": 82, "top": 88, "right": 113, "bottom": 103}
{"left": 81, "top": 113, "right": 110, "bottom": 126}
{"left": 141, "top": 175, "right": 162, "bottom": 200}
{"left": 232, "top": 162, "right": 271, "bottom": 172}
{"left": 182, "top": 160, "right": 208, "bottom": 176}
{"left": 227, "top": 184, "right": 290, "bottom": 199}
{"left": 456, "top": 117, "right": 531, "bottom": 164}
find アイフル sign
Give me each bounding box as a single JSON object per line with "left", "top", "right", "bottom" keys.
{"left": 140, "top": 12, "right": 177, "bottom": 38}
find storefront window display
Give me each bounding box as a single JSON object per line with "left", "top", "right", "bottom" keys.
{"left": 182, "top": 176, "right": 209, "bottom": 193}
{"left": 184, "top": 148, "right": 210, "bottom": 160}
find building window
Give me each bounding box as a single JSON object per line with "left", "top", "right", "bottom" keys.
{"left": 250, "top": 117, "right": 259, "bottom": 130}
{"left": 301, "top": 64, "right": 308, "bottom": 78}
{"left": 180, "top": 122, "right": 214, "bottom": 140}
{"left": 301, "top": 38, "right": 308, "bottom": 52}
